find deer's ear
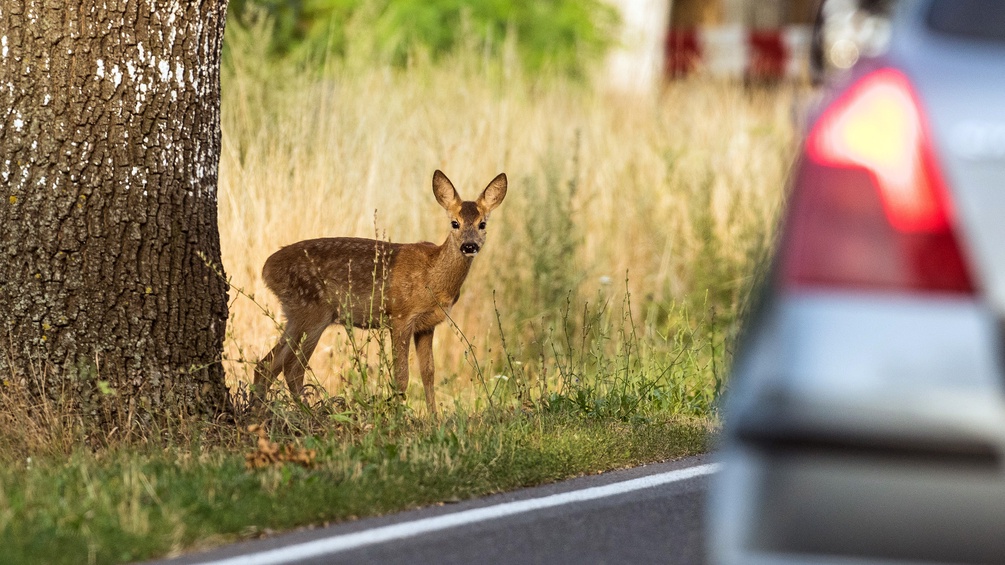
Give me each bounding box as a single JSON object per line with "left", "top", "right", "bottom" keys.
{"left": 477, "top": 173, "right": 507, "bottom": 213}
{"left": 432, "top": 170, "right": 462, "bottom": 212}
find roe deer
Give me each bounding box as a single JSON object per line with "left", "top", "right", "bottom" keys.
{"left": 254, "top": 170, "right": 507, "bottom": 415}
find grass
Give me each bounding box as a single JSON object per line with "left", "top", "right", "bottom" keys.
{"left": 0, "top": 406, "right": 711, "bottom": 564}
{"left": 0, "top": 20, "right": 798, "bottom": 565}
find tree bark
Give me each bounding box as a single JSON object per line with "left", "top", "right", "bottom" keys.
{"left": 0, "top": 0, "right": 231, "bottom": 428}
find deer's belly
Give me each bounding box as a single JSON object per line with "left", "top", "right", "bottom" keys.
{"left": 335, "top": 300, "right": 388, "bottom": 330}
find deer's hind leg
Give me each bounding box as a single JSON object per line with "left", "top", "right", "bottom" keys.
{"left": 254, "top": 306, "right": 328, "bottom": 401}
{"left": 253, "top": 340, "right": 287, "bottom": 401}
{"left": 280, "top": 321, "right": 327, "bottom": 398}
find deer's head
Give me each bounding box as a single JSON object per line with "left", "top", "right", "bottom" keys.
{"left": 433, "top": 170, "right": 507, "bottom": 257}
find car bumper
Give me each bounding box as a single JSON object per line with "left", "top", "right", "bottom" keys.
{"left": 709, "top": 292, "right": 1005, "bottom": 564}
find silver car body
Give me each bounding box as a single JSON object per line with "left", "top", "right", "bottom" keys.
{"left": 710, "top": 1, "right": 1005, "bottom": 563}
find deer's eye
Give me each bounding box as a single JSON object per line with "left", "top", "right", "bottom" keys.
{"left": 451, "top": 220, "right": 460, "bottom": 229}
{"left": 478, "top": 221, "right": 487, "bottom": 230}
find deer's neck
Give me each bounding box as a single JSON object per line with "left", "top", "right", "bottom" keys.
{"left": 429, "top": 237, "right": 474, "bottom": 299}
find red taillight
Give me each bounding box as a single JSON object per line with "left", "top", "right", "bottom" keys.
{"left": 780, "top": 68, "right": 974, "bottom": 294}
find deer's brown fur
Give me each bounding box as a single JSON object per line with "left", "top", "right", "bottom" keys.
{"left": 254, "top": 170, "right": 507, "bottom": 415}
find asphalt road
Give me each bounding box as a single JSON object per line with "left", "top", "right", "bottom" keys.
{"left": 154, "top": 454, "right": 718, "bottom": 565}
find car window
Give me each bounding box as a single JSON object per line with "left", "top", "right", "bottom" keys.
{"left": 928, "top": 0, "right": 1005, "bottom": 42}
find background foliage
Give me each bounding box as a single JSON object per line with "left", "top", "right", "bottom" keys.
{"left": 216, "top": 15, "right": 794, "bottom": 417}
{"left": 226, "top": 0, "right": 619, "bottom": 75}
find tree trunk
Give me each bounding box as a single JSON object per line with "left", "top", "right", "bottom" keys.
{"left": 0, "top": 0, "right": 232, "bottom": 428}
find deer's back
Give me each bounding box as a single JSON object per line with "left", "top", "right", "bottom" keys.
{"left": 263, "top": 237, "right": 399, "bottom": 328}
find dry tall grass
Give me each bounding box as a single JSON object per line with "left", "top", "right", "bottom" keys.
{"left": 217, "top": 33, "right": 799, "bottom": 411}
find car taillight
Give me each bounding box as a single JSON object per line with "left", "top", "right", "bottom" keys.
{"left": 780, "top": 68, "right": 974, "bottom": 294}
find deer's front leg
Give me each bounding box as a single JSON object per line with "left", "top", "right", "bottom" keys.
{"left": 414, "top": 329, "right": 436, "bottom": 416}
{"left": 390, "top": 320, "right": 413, "bottom": 400}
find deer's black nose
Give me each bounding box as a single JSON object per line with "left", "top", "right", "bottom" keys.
{"left": 460, "top": 242, "right": 480, "bottom": 256}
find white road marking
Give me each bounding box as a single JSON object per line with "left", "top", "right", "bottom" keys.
{"left": 200, "top": 462, "right": 721, "bottom": 565}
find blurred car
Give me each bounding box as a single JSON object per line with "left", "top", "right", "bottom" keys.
{"left": 709, "top": 1, "right": 1005, "bottom": 563}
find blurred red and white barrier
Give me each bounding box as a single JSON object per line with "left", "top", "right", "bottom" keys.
{"left": 666, "top": 25, "right": 812, "bottom": 80}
